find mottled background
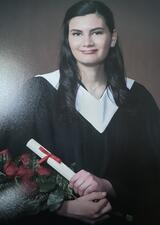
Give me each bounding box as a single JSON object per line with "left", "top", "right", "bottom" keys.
{"left": 0, "top": 0, "right": 160, "bottom": 120}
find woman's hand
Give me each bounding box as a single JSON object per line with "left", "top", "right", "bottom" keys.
{"left": 69, "top": 169, "right": 115, "bottom": 197}
{"left": 57, "top": 192, "right": 112, "bottom": 220}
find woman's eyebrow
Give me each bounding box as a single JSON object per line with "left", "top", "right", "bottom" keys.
{"left": 90, "top": 27, "right": 105, "bottom": 32}
{"left": 70, "top": 27, "right": 105, "bottom": 32}
{"left": 70, "top": 29, "right": 82, "bottom": 32}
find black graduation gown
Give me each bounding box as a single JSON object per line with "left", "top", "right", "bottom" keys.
{"left": 2, "top": 76, "right": 160, "bottom": 225}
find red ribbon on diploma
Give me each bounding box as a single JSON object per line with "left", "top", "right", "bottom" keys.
{"left": 38, "top": 146, "right": 62, "bottom": 164}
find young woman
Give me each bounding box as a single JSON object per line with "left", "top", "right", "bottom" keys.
{"left": 3, "top": 1, "right": 160, "bottom": 224}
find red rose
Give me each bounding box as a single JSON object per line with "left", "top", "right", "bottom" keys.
{"left": 36, "top": 165, "right": 52, "bottom": 176}
{"left": 16, "top": 165, "right": 34, "bottom": 178}
{"left": 19, "top": 153, "right": 31, "bottom": 166}
{"left": 3, "top": 161, "right": 18, "bottom": 177}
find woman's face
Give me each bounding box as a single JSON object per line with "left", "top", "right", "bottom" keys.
{"left": 68, "top": 13, "right": 116, "bottom": 67}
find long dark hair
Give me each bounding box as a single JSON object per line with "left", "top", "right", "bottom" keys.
{"left": 57, "top": 0, "right": 129, "bottom": 115}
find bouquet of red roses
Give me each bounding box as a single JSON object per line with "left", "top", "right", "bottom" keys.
{"left": 0, "top": 149, "right": 75, "bottom": 222}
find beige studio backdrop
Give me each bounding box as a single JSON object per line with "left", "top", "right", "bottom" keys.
{"left": 0, "top": 0, "right": 160, "bottom": 121}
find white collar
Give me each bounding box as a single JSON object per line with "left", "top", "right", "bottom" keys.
{"left": 36, "top": 70, "right": 134, "bottom": 133}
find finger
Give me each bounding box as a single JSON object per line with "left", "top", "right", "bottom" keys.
{"left": 71, "top": 176, "right": 90, "bottom": 194}
{"left": 93, "top": 201, "right": 111, "bottom": 219}
{"left": 72, "top": 175, "right": 98, "bottom": 196}
{"left": 83, "top": 184, "right": 98, "bottom": 196}
{"left": 76, "top": 180, "right": 93, "bottom": 196}
{"left": 81, "top": 192, "right": 106, "bottom": 201}
{"left": 69, "top": 174, "right": 79, "bottom": 187}
{"left": 69, "top": 171, "right": 91, "bottom": 194}
{"left": 99, "top": 201, "right": 112, "bottom": 215}
{"left": 69, "top": 170, "right": 89, "bottom": 187}
{"left": 96, "top": 198, "right": 108, "bottom": 211}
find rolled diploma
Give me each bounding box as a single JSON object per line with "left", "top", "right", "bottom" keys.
{"left": 26, "top": 138, "right": 75, "bottom": 181}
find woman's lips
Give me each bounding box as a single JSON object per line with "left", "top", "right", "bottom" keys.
{"left": 80, "top": 49, "right": 97, "bottom": 54}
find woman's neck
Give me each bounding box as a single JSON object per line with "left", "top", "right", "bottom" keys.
{"left": 78, "top": 63, "right": 107, "bottom": 99}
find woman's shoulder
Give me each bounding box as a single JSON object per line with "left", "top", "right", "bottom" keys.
{"left": 126, "top": 76, "right": 150, "bottom": 95}
{"left": 22, "top": 70, "right": 60, "bottom": 98}
{"left": 34, "top": 69, "right": 60, "bottom": 90}
{"left": 126, "top": 77, "right": 159, "bottom": 111}
{"left": 129, "top": 79, "right": 153, "bottom": 100}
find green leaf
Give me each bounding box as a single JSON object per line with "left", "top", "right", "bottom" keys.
{"left": 0, "top": 171, "right": 6, "bottom": 176}
{"left": 47, "top": 189, "right": 64, "bottom": 212}
{"left": 0, "top": 181, "right": 15, "bottom": 191}
{"left": 56, "top": 173, "right": 68, "bottom": 190}
{"left": 22, "top": 193, "right": 49, "bottom": 215}
{"left": 0, "top": 173, "right": 10, "bottom": 183}
{"left": 0, "top": 155, "right": 6, "bottom": 170}
{"left": 28, "top": 155, "right": 39, "bottom": 170}
{"left": 22, "top": 198, "right": 43, "bottom": 215}
{"left": 36, "top": 175, "right": 57, "bottom": 192}
{"left": 55, "top": 173, "right": 76, "bottom": 200}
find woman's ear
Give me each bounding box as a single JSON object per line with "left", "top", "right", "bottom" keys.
{"left": 111, "top": 29, "right": 117, "bottom": 47}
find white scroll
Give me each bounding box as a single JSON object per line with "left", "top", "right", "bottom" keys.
{"left": 26, "top": 138, "right": 75, "bottom": 181}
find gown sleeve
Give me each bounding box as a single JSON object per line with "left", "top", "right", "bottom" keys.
{"left": 138, "top": 84, "right": 160, "bottom": 224}
{"left": 7, "top": 77, "right": 54, "bottom": 157}
{"left": 109, "top": 83, "right": 160, "bottom": 224}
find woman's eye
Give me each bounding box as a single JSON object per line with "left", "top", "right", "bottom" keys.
{"left": 72, "top": 32, "right": 81, "bottom": 36}
{"left": 92, "top": 31, "right": 103, "bottom": 35}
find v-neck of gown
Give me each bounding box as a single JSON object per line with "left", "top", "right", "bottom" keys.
{"left": 36, "top": 70, "right": 134, "bottom": 134}
{"left": 77, "top": 79, "right": 108, "bottom": 101}
{"left": 75, "top": 84, "right": 118, "bottom": 133}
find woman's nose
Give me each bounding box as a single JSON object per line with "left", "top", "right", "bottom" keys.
{"left": 82, "top": 35, "right": 94, "bottom": 47}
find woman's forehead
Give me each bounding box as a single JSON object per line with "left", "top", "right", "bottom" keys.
{"left": 69, "top": 13, "right": 106, "bottom": 30}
